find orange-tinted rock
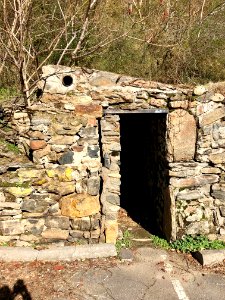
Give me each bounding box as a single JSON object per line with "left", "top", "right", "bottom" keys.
{"left": 72, "top": 145, "right": 84, "bottom": 152}
{"left": 60, "top": 193, "right": 100, "bottom": 218}
{"left": 87, "top": 116, "right": 97, "bottom": 126}
{"left": 75, "top": 104, "right": 103, "bottom": 118}
{"left": 30, "top": 140, "right": 47, "bottom": 150}
{"left": 105, "top": 220, "right": 118, "bottom": 244}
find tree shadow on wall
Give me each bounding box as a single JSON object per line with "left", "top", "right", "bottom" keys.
{"left": 0, "top": 280, "right": 32, "bottom": 300}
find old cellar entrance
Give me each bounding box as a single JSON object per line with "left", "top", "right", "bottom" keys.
{"left": 102, "top": 109, "right": 171, "bottom": 240}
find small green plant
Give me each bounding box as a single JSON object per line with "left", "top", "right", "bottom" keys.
{"left": 151, "top": 234, "right": 225, "bottom": 253}
{"left": 116, "top": 230, "right": 133, "bottom": 252}
{"left": 151, "top": 235, "right": 171, "bottom": 250}
{"left": 0, "top": 241, "right": 10, "bottom": 247}
{"left": 170, "top": 235, "right": 225, "bottom": 253}
{"left": 0, "top": 138, "right": 20, "bottom": 154}
{"left": 6, "top": 142, "right": 20, "bottom": 154}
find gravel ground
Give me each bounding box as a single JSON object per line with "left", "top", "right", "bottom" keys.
{"left": 0, "top": 258, "right": 118, "bottom": 300}
{"left": 0, "top": 250, "right": 225, "bottom": 300}
{"left": 1, "top": 210, "right": 225, "bottom": 300}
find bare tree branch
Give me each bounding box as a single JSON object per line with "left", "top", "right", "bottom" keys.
{"left": 72, "top": 0, "right": 100, "bottom": 58}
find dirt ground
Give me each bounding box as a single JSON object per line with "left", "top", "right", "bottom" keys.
{"left": 0, "top": 209, "right": 225, "bottom": 300}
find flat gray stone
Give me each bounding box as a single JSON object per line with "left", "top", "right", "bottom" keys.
{"left": 193, "top": 249, "right": 225, "bottom": 266}
{"left": 58, "top": 151, "right": 74, "bottom": 165}
{"left": 72, "top": 243, "right": 117, "bottom": 260}
{"left": 135, "top": 247, "right": 167, "bottom": 263}
{"left": 0, "top": 247, "right": 38, "bottom": 262}
{"left": 119, "top": 248, "right": 134, "bottom": 262}
{"left": 87, "top": 176, "right": 100, "bottom": 196}
{"left": 37, "top": 246, "right": 74, "bottom": 261}
{"left": 0, "top": 244, "right": 116, "bottom": 262}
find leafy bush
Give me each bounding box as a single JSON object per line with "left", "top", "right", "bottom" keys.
{"left": 170, "top": 235, "right": 225, "bottom": 253}
{"left": 151, "top": 235, "right": 171, "bottom": 250}
{"left": 151, "top": 234, "right": 225, "bottom": 253}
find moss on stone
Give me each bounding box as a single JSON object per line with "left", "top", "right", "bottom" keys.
{"left": 0, "top": 181, "right": 30, "bottom": 188}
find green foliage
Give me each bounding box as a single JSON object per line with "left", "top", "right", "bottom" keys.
{"left": 5, "top": 142, "right": 20, "bottom": 154}
{"left": 170, "top": 235, "right": 225, "bottom": 253}
{"left": 0, "top": 88, "right": 19, "bottom": 101}
{"left": 116, "top": 230, "right": 133, "bottom": 252}
{"left": 0, "top": 138, "right": 20, "bottom": 154}
{"left": 0, "top": 242, "right": 9, "bottom": 247}
{"left": 1, "top": 0, "right": 225, "bottom": 90}
{"left": 151, "top": 234, "right": 225, "bottom": 253}
{"left": 82, "top": 0, "right": 225, "bottom": 84}
{"left": 151, "top": 235, "right": 171, "bottom": 250}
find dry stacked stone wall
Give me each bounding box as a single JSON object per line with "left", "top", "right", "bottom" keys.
{"left": 0, "top": 64, "right": 225, "bottom": 246}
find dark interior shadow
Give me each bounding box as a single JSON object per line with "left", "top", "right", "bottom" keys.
{"left": 120, "top": 113, "right": 168, "bottom": 237}
{"left": 0, "top": 279, "right": 32, "bottom": 300}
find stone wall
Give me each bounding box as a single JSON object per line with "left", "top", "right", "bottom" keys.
{"left": 0, "top": 102, "right": 103, "bottom": 246}
{"left": 0, "top": 64, "right": 225, "bottom": 245}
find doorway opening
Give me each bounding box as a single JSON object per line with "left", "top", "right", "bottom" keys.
{"left": 119, "top": 112, "right": 169, "bottom": 238}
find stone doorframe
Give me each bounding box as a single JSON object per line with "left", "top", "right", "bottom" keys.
{"left": 98, "top": 108, "right": 175, "bottom": 242}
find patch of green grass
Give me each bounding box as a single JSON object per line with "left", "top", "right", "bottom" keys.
{"left": 5, "top": 142, "right": 20, "bottom": 154}
{"left": 0, "top": 138, "right": 20, "bottom": 154}
{"left": 151, "top": 234, "right": 225, "bottom": 253}
{"left": 116, "top": 230, "right": 133, "bottom": 252}
{"left": 0, "top": 87, "right": 19, "bottom": 101}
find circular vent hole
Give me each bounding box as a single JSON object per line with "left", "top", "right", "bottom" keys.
{"left": 62, "top": 75, "right": 73, "bottom": 87}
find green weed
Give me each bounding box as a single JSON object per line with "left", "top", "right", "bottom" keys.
{"left": 170, "top": 235, "right": 225, "bottom": 253}
{"left": 0, "top": 138, "right": 20, "bottom": 154}
{"left": 151, "top": 235, "right": 171, "bottom": 250}
{"left": 116, "top": 230, "right": 133, "bottom": 252}
{"left": 5, "top": 142, "right": 20, "bottom": 154}
{"left": 151, "top": 234, "right": 225, "bottom": 253}
{"left": 0, "top": 242, "right": 10, "bottom": 247}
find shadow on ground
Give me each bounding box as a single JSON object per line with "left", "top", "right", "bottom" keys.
{"left": 0, "top": 279, "right": 32, "bottom": 300}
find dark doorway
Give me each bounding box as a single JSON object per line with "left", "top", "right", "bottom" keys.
{"left": 120, "top": 113, "right": 168, "bottom": 237}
